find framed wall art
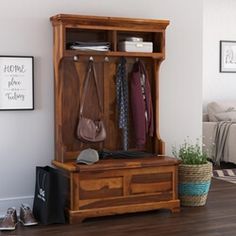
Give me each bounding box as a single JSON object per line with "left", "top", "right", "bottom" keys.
{"left": 220, "top": 40, "right": 236, "bottom": 73}
{"left": 0, "top": 56, "right": 34, "bottom": 110}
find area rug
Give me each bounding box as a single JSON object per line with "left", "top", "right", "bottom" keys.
{"left": 213, "top": 169, "right": 236, "bottom": 184}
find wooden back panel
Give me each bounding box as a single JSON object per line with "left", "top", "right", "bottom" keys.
{"left": 59, "top": 57, "right": 155, "bottom": 161}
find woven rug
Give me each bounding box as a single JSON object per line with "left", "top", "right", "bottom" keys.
{"left": 213, "top": 169, "right": 236, "bottom": 184}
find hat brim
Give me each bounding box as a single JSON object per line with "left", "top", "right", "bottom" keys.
{"left": 76, "top": 159, "right": 97, "bottom": 165}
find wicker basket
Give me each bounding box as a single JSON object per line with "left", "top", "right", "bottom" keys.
{"left": 178, "top": 161, "right": 212, "bottom": 206}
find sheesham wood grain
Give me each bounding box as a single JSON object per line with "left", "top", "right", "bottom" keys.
{"left": 50, "top": 14, "right": 178, "bottom": 224}
{"left": 51, "top": 14, "right": 168, "bottom": 162}
{"left": 52, "top": 156, "right": 180, "bottom": 223}
{"left": 50, "top": 14, "right": 169, "bottom": 31}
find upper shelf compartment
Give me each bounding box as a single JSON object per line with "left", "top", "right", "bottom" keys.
{"left": 116, "top": 31, "right": 163, "bottom": 53}
{"left": 50, "top": 14, "right": 169, "bottom": 60}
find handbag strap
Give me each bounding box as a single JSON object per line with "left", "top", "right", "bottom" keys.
{"left": 79, "top": 60, "right": 103, "bottom": 117}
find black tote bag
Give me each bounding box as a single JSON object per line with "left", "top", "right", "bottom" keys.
{"left": 33, "top": 166, "right": 69, "bottom": 225}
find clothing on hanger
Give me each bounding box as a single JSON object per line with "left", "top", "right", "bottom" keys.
{"left": 130, "top": 60, "right": 154, "bottom": 149}
{"left": 116, "top": 57, "right": 129, "bottom": 150}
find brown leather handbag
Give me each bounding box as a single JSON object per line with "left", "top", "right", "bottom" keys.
{"left": 77, "top": 60, "right": 106, "bottom": 142}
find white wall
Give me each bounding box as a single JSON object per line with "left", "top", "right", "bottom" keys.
{"left": 203, "top": 0, "right": 236, "bottom": 109}
{"left": 0, "top": 0, "right": 203, "bottom": 215}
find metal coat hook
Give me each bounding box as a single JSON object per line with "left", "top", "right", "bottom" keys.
{"left": 73, "top": 55, "right": 79, "bottom": 61}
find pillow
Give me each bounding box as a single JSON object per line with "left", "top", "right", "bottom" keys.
{"left": 207, "top": 102, "right": 224, "bottom": 121}
{"left": 207, "top": 101, "right": 236, "bottom": 122}
{"left": 203, "top": 113, "right": 209, "bottom": 122}
{"left": 215, "top": 111, "right": 236, "bottom": 122}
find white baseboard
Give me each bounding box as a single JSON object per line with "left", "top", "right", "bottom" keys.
{"left": 0, "top": 196, "right": 34, "bottom": 217}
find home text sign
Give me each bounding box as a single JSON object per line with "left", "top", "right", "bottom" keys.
{"left": 0, "top": 56, "right": 34, "bottom": 110}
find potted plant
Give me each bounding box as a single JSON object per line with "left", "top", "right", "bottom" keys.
{"left": 172, "top": 139, "right": 212, "bottom": 206}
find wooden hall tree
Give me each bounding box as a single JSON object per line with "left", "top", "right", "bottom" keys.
{"left": 50, "top": 14, "right": 180, "bottom": 223}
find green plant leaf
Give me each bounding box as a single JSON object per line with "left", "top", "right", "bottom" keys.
{"left": 172, "top": 139, "right": 208, "bottom": 165}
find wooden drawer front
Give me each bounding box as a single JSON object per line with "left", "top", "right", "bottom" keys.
{"left": 130, "top": 172, "right": 172, "bottom": 195}
{"left": 79, "top": 177, "right": 123, "bottom": 200}
{"left": 79, "top": 192, "right": 172, "bottom": 210}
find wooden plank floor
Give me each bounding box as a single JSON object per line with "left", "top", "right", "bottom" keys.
{"left": 3, "top": 179, "right": 236, "bottom": 236}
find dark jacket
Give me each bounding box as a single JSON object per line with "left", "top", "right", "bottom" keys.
{"left": 130, "top": 61, "right": 154, "bottom": 149}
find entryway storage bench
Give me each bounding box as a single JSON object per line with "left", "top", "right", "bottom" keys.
{"left": 50, "top": 13, "right": 180, "bottom": 223}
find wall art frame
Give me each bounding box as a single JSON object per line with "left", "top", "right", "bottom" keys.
{"left": 220, "top": 40, "right": 236, "bottom": 73}
{"left": 0, "top": 55, "right": 34, "bottom": 110}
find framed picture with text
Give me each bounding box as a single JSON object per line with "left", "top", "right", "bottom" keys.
{"left": 220, "top": 40, "right": 236, "bottom": 73}
{"left": 0, "top": 56, "right": 34, "bottom": 110}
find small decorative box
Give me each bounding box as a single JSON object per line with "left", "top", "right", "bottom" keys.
{"left": 118, "top": 41, "right": 153, "bottom": 53}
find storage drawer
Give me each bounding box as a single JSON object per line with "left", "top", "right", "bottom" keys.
{"left": 79, "top": 177, "right": 123, "bottom": 200}
{"left": 79, "top": 192, "right": 173, "bottom": 210}
{"left": 130, "top": 172, "right": 172, "bottom": 195}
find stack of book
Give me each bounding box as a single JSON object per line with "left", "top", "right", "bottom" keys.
{"left": 68, "top": 41, "right": 110, "bottom": 52}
